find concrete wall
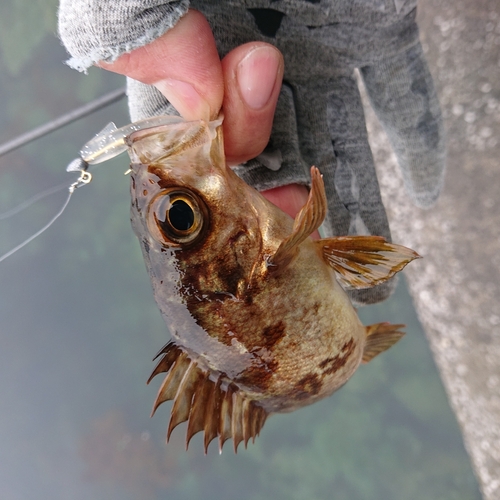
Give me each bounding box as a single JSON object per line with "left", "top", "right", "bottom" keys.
{"left": 361, "top": 1, "right": 500, "bottom": 497}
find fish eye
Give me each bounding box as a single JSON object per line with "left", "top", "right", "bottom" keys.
{"left": 148, "top": 189, "right": 207, "bottom": 246}
{"left": 168, "top": 199, "right": 194, "bottom": 231}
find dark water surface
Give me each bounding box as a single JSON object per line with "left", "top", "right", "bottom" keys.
{"left": 0, "top": 3, "right": 481, "bottom": 500}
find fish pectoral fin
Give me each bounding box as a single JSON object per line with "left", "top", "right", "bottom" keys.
{"left": 362, "top": 322, "right": 405, "bottom": 363}
{"left": 317, "top": 236, "right": 420, "bottom": 289}
{"left": 148, "top": 341, "right": 268, "bottom": 453}
{"left": 269, "top": 166, "right": 327, "bottom": 270}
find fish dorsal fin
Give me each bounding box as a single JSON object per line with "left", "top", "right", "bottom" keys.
{"left": 269, "top": 166, "right": 327, "bottom": 270}
{"left": 317, "top": 236, "right": 420, "bottom": 289}
{"left": 362, "top": 322, "right": 405, "bottom": 363}
{"left": 148, "top": 342, "right": 268, "bottom": 453}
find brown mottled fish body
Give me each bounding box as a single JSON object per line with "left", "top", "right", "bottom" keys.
{"left": 127, "top": 118, "right": 418, "bottom": 452}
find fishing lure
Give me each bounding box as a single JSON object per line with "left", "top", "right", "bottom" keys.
{"left": 0, "top": 115, "right": 185, "bottom": 263}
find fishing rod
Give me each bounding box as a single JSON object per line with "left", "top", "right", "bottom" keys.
{"left": 0, "top": 88, "right": 127, "bottom": 223}
{"left": 0, "top": 87, "right": 126, "bottom": 263}
{"left": 0, "top": 87, "right": 126, "bottom": 158}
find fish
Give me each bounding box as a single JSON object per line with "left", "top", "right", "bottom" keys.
{"left": 125, "top": 117, "right": 420, "bottom": 453}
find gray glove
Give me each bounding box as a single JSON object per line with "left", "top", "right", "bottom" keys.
{"left": 59, "top": 0, "right": 445, "bottom": 305}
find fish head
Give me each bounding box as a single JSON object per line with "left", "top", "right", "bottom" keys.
{"left": 127, "top": 117, "right": 224, "bottom": 240}
{"left": 126, "top": 118, "right": 289, "bottom": 372}
{"left": 127, "top": 116, "right": 273, "bottom": 269}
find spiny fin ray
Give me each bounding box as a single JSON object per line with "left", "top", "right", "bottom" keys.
{"left": 147, "top": 341, "right": 179, "bottom": 384}
{"left": 167, "top": 362, "right": 202, "bottom": 441}
{"left": 151, "top": 352, "right": 189, "bottom": 416}
{"left": 269, "top": 166, "right": 327, "bottom": 270}
{"left": 148, "top": 342, "right": 269, "bottom": 453}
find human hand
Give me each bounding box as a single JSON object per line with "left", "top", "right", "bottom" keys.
{"left": 59, "top": 1, "right": 445, "bottom": 305}
{"left": 99, "top": 10, "right": 315, "bottom": 223}
{"left": 59, "top": 5, "right": 310, "bottom": 222}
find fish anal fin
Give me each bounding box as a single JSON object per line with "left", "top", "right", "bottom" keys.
{"left": 362, "top": 322, "right": 405, "bottom": 363}
{"left": 318, "top": 236, "right": 420, "bottom": 289}
{"left": 148, "top": 342, "right": 269, "bottom": 453}
{"left": 269, "top": 166, "right": 327, "bottom": 271}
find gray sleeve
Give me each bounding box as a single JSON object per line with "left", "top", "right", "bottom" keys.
{"left": 58, "top": 0, "right": 189, "bottom": 72}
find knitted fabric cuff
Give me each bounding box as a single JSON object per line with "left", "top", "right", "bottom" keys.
{"left": 58, "top": 0, "right": 189, "bottom": 72}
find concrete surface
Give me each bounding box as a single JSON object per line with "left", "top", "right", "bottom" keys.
{"left": 362, "top": 1, "right": 500, "bottom": 497}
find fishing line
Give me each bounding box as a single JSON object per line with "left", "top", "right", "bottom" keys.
{"left": 0, "top": 170, "right": 92, "bottom": 263}
{"left": 0, "top": 189, "right": 73, "bottom": 263}
{"left": 0, "top": 88, "right": 126, "bottom": 263}
{"left": 0, "top": 113, "right": 182, "bottom": 263}
{"left": 0, "top": 181, "right": 69, "bottom": 220}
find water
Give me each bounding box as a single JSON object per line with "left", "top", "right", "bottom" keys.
{"left": 0, "top": 4, "right": 481, "bottom": 500}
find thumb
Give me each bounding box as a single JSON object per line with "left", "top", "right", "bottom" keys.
{"left": 99, "top": 9, "right": 224, "bottom": 122}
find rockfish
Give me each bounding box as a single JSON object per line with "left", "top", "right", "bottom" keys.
{"left": 126, "top": 117, "right": 419, "bottom": 453}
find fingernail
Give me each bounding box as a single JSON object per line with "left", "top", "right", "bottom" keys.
{"left": 236, "top": 46, "right": 281, "bottom": 110}
{"left": 155, "top": 79, "right": 212, "bottom": 121}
